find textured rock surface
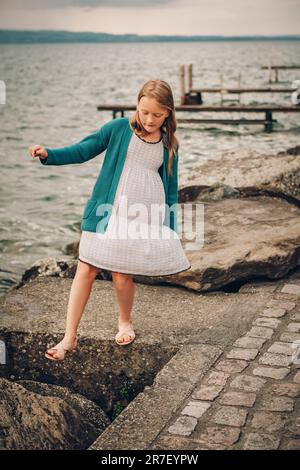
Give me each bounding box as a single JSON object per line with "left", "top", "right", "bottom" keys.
{"left": 0, "top": 378, "right": 109, "bottom": 449}
{"left": 17, "top": 380, "right": 110, "bottom": 431}
{"left": 181, "top": 145, "right": 300, "bottom": 202}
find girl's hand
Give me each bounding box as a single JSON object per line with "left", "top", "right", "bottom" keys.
{"left": 28, "top": 145, "right": 48, "bottom": 160}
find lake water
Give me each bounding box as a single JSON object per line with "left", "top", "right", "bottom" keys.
{"left": 0, "top": 41, "right": 299, "bottom": 294}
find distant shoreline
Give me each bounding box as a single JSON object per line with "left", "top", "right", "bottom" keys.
{"left": 0, "top": 29, "right": 300, "bottom": 44}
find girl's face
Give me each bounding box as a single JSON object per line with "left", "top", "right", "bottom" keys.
{"left": 137, "top": 96, "right": 169, "bottom": 134}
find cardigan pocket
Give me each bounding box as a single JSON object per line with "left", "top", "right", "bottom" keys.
{"left": 82, "top": 198, "right": 98, "bottom": 219}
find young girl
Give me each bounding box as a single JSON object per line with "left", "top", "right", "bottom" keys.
{"left": 28, "top": 79, "right": 191, "bottom": 360}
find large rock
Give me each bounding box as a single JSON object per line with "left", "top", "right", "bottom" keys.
{"left": 0, "top": 378, "right": 109, "bottom": 450}
{"left": 16, "top": 380, "right": 110, "bottom": 431}
{"left": 180, "top": 146, "right": 300, "bottom": 203}
{"left": 17, "top": 255, "right": 111, "bottom": 288}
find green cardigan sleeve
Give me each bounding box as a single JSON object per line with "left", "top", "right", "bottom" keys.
{"left": 166, "top": 149, "right": 179, "bottom": 233}
{"left": 39, "top": 120, "right": 114, "bottom": 166}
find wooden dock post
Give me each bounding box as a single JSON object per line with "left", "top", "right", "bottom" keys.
{"left": 179, "top": 65, "right": 186, "bottom": 105}
{"left": 265, "top": 110, "right": 274, "bottom": 132}
{"left": 268, "top": 63, "right": 272, "bottom": 84}
{"left": 184, "top": 63, "right": 202, "bottom": 104}
{"left": 237, "top": 73, "right": 241, "bottom": 103}
{"left": 188, "top": 64, "right": 193, "bottom": 93}
{"left": 268, "top": 65, "right": 279, "bottom": 83}
{"left": 220, "top": 73, "right": 225, "bottom": 105}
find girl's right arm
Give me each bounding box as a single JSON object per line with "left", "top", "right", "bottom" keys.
{"left": 28, "top": 120, "right": 115, "bottom": 166}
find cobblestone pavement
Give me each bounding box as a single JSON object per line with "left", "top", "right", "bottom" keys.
{"left": 151, "top": 280, "right": 300, "bottom": 450}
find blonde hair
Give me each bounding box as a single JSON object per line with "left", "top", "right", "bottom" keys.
{"left": 129, "top": 79, "right": 179, "bottom": 176}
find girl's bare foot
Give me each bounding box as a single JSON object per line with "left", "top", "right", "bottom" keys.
{"left": 45, "top": 336, "right": 78, "bottom": 361}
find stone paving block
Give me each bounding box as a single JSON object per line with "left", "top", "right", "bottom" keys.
{"left": 280, "top": 332, "right": 300, "bottom": 343}
{"left": 269, "top": 383, "right": 300, "bottom": 398}
{"left": 249, "top": 411, "right": 288, "bottom": 432}
{"left": 261, "top": 308, "right": 287, "bottom": 318}
{"left": 242, "top": 432, "right": 281, "bottom": 450}
{"left": 192, "top": 385, "right": 224, "bottom": 401}
{"left": 259, "top": 352, "right": 292, "bottom": 367}
{"left": 252, "top": 366, "right": 290, "bottom": 380}
{"left": 246, "top": 326, "right": 274, "bottom": 339}
{"left": 181, "top": 400, "right": 211, "bottom": 419}
{"left": 257, "top": 396, "right": 294, "bottom": 412}
{"left": 168, "top": 415, "right": 198, "bottom": 436}
{"left": 215, "top": 360, "right": 248, "bottom": 374}
{"left": 281, "top": 284, "right": 300, "bottom": 296}
{"left": 219, "top": 391, "right": 256, "bottom": 407}
{"left": 191, "top": 441, "right": 227, "bottom": 450}
{"left": 152, "top": 435, "right": 202, "bottom": 451}
{"left": 226, "top": 348, "right": 259, "bottom": 361}
{"left": 268, "top": 342, "right": 294, "bottom": 356}
{"left": 211, "top": 406, "right": 248, "bottom": 427}
{"left": 266, "top": 299, "right": 296, "bottom": 311}
{"left": 196, "top": 426, "right": 241, "bottom": 447}
{"left": 230, "top": 374, "right": 266, "bottom": 392}
{"left": 253, "top": 317, "right": 282, "bottom": 328}
{"left": 293, "top": 371, "right": 300, "bottom": 383}
{"left": 206, "top": 371, "right": 229, "bottom": 387}
{"left": 233, "top": 336, "right": 266, "bottom": 349}
{"left": 153, "top": 436, "right": 227, "bottom": 451}
{"left": 291, "top": 313, "right": 300, "bottom": 321}
{"left": 287, "top": 322, "right": 300, "bottom": 332}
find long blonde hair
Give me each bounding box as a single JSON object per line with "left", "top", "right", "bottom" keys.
{"left": 129, "top": 79, "right": 179, "bottom": 176}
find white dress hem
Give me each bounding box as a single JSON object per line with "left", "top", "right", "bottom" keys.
{"left": 78, "top": 256, "right": 191, "bottom": 277}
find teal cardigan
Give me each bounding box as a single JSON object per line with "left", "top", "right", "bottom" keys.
{"left": 40, "top": 117, "right": 179, "bottom": 234}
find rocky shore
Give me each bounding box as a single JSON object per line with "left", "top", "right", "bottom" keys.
{"left": 1, "top": 144, "right": 300, "bottom": 450}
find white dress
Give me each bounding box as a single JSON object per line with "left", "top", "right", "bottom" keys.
{"left": 78, "top": 131, "right": 191, "bottom": 276}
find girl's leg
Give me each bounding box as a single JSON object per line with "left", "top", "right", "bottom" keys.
{"left": 46, "top": 260, "right": 100, "bottom": 359}
{"left": 111, "top": 271, "right": 135, "bottom": 343}
{"left": 64, "top": 260, "right": 100, "bottom": 340}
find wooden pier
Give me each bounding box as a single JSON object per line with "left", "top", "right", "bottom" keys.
{"left": 261, "top": 65, "right": 300, "bottom": 83}
{"left": 181, "top": 64, "right": 298, "bottom": 105}
{"left": 97, "top": 103, "right": 300, "bottom": 132}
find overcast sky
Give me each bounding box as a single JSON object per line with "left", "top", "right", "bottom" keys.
{"left": 1, "top": 0, "right": 299, "bottom": 36}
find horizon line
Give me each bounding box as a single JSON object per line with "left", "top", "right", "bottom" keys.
{"left": 0, "top": 29, "right": 300, "bottom": 38}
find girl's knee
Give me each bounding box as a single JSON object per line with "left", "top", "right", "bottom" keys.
{"left": 111, "top": 271, "right": 133, "bottom": 289}
{"left": 77, "top": 260, "right": 100, "bottom": 279}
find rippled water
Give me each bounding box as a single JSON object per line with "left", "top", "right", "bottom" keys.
{"left": 0, "top": 41, "right": 299, "bottom": 294}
